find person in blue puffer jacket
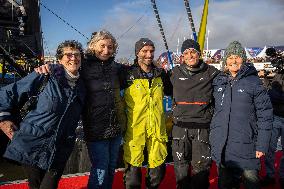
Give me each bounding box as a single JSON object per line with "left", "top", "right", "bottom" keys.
{"left": 209, "top": 41, "right": 273, "bottom": 189}
{"left": 0, "top": 40, "right": 85, "bottom": 189}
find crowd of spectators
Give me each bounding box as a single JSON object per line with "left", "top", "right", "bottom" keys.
{"left": 203, "top": 49, "right": 284, "bottom": 64}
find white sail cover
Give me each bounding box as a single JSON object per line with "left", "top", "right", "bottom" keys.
{"left": 256, "top": 46, "right": 267, "bottom": 58}
{"left": 245, "top": 48, "right": 254, "bottom": 59}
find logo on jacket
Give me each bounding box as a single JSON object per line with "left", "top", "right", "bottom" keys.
{"left": 179, "top": 78, "right": 188, "bottom": 80}
{"left": 176, "top": 152, "right": 183, "bottom": 160}
{"left": 136, "top": 84, "right": 140, "bottom": 89}
{"left": 218, "top": 87, "right": 223, "bottom": 92}
{"left": 157, "top": 83, "right": 162, "bottom": 87}
{"left": 221, "top": 93, "right": 225, "bottom": 106}
{"left": 237, "top": 89, "right": 245, "bottom": 93}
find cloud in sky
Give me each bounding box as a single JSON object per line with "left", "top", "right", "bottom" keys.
{"left": 100, "top": 0, "right": 284, "bottom": 59}
{"left": 41, "top": 0, "right": 284, "bottom": 59}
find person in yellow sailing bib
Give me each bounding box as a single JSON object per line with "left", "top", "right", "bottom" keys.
{"left": 120, "top": 38, "right": 172, "bottom": 189}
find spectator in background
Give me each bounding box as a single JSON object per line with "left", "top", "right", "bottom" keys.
{"left": 258, "top": 69, "right": 270, "bottom": 88}
{"left": 261, "top": 69, "right": 284, "bottom": 187}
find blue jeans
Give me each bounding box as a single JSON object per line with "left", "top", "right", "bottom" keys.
{"left": 86, "top": 135, "right": 122, "bottom": 189}
{"left": 265, "top": 115, "right": 284, "bottom": 178}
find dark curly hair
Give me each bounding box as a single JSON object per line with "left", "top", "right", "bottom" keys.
{"left": 56, "top": 40, "right": 84, "bottom": 60}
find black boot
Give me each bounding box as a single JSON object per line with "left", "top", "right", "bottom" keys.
{"left": 260, "top": 175, "right": 275, "bottom": 187}
{"left": 146, "top": 164, "right": 166, "bottom": 189}
{"left": 124, "top": 164, "right": 142, "bottom": 189}
{"left": 191, "top": 170, "right": 210, "bottom": 189}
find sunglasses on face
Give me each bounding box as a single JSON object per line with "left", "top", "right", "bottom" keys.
{"left": 63, "top": 52, "right": 81, "bottom": 59}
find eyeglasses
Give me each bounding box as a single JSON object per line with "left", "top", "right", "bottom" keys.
{"left": 63, "top": 52, "right": 81, "bottom": 59}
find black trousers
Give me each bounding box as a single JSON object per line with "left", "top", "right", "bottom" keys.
{"left": 124, "top": 163, "right": 166, "bottom": 189}
{"left": 171, "top": 126, "right": 212, "bottom": 189}
{"left": 23, "top": 165, "right": 64, "bottom": 189}
{"left": 218, "top": 164, "right": 260, "bottom": 189}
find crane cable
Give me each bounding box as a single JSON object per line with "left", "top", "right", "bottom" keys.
{"left": 39, "top": 1, "right": 89, "bottom": 40}
{"left": 117, "top": 10, "right": 147, "bottom": 40}
{"left": 183, "top": 0, "right": 197, "bottom": 41}
{"left": 169, "top": 15, "right": 183, "bottom": 42}
{"left": 150, "top": 0, "right": 173, "bottom": 68}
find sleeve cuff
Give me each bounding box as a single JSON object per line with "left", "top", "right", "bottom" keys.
{"left": 0, "top": 112, "right": 11, "bottom": 121}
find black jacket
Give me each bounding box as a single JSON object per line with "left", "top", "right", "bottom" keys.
{"left": 81, "top": 54, "right": 126, "bottom": 141}
{"left": 171, "top": 61, "right": 219, "bottom": 128}
{"left": 268, "top": 73, "right": 284, "bottom": 117}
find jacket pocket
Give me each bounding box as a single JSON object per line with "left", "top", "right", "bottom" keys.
{"left": 36, "top": 93, "right": 60, "bottom": 113}
{"left": 171, "top": 127, "right": 190, "bottom": 162}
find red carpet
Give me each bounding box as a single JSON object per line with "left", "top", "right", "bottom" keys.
{"left": 0, "top": 152, "right": 282, "bottom": 189}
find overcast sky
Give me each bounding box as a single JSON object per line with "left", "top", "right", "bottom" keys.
{"left": 41, "top": 0, "right": 284, "bottom": 59}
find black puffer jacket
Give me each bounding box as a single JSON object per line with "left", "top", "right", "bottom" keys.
{"left": 269, "top": 73, "right": 284, "bottom": 117}
{"left": 81, "top": 54, "right": 126, "bottom": 141}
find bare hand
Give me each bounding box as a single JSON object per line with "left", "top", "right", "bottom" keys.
{"left": 258, "top": 70, "right": 265, "bottom": 78}
{"left": 256, "top": 151, "right": 265, "bottom": 158}
{"left": 34, "top": 64, "right": 50, "bottom": 75}
{"left": 0, "top": 120, "right": 18, "bottom": 140}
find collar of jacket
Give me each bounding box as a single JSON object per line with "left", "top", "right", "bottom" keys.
{"left": 84, "top": 53, "right": 115, "bottom": 66}
{"left": 186, "top": 60, "right": 206, "bottom": 72}
{"left": 131, "top": 62, "right": 163, "bottom": 79}
{"left": 214, "top": 63, "right": 257, "bottom": 86}
{"left": 179, "top": 60, "right": 207, "bottom": 76}
{"left": 235, "top": 62, "right": 257, "bottom": 79}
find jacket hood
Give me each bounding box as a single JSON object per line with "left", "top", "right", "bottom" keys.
{"left": 235, "top": 62, "right": 257, "bottom": 79}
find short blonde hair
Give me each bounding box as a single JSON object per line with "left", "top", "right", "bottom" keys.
{"left": 86, "top": 30, "right": 118, "bottom": 56}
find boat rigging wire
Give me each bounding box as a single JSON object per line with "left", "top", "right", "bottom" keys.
{"left": 39, "top": 1, "right": 89, "bottom": 40}
{"left": 150, "top": 0, "right": 173, "bottom": 68}
{"left": 183, "top": 0, "right": 197, "bottom": 41}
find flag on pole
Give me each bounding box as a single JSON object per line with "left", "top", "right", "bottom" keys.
{"left": 198, "top": 0, "right": 209, "bottom": 52}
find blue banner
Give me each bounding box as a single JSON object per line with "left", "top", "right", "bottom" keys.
{"left": 163, "top": 96, "right": 172, "bottom": 112}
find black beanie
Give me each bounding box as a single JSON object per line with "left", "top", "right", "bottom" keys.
{"left": 135, "top": 38, "right": 155, "bottom": 56}
{"left": 181, "top": 39, "right": 201, "bottom": 54}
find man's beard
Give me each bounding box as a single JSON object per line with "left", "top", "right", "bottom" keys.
{"left": 138, "top": 58, "right": 153, "bottom": 66}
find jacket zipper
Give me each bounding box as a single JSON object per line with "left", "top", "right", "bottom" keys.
{"left": 48, "top": 91, "right": 76, "bottom": 168}
{"left": 225, "top": 81, "right": 234, "bottom": 149}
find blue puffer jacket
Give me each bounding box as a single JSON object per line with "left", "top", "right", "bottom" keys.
{"left": 0, "top": 65, "right": 85, "bottom": 170}
{"left": 209, "top": 63, "right": 273, "bottom": 170}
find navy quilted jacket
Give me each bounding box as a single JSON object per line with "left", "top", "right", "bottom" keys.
{"left": 209, "top": 63, "right": 273, "bottom": 170}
